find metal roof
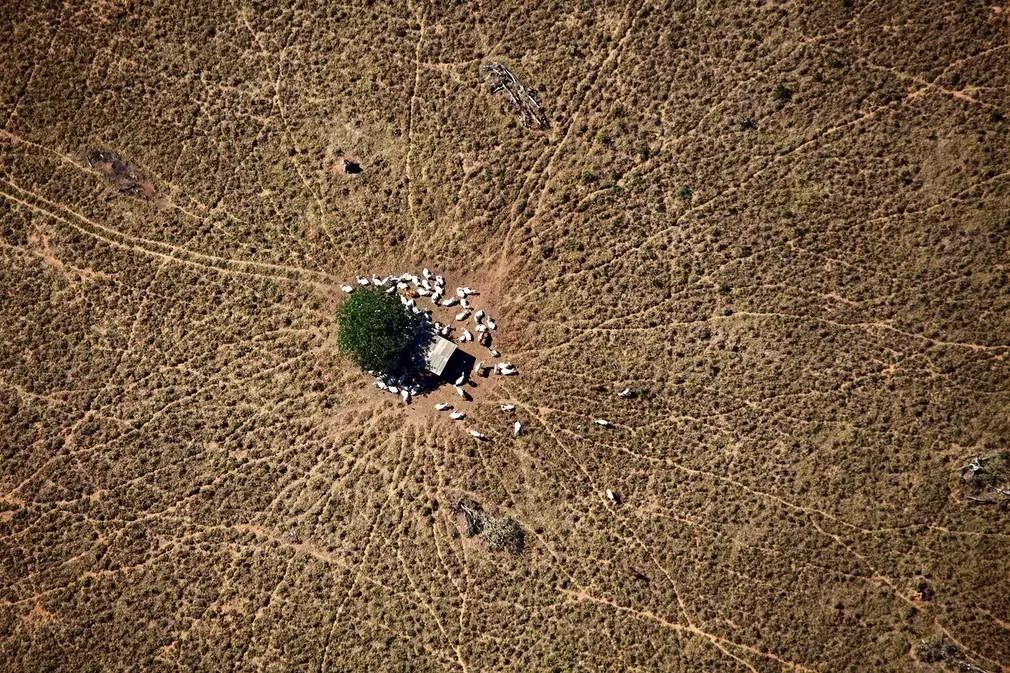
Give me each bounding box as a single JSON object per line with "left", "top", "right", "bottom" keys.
{"left": 425, "top": 336, "right": 457, "bottom": 376}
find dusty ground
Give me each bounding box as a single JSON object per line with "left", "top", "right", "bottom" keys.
{"left": 2, "top": 1, "right": 1010, "bottom": 671}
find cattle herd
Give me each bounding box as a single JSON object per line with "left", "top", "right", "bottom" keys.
{"left": 341, "top": 269, "right": 520, "bottom": 440}
{"left": 341, "top": 269, "right": 620, "bottom": 502}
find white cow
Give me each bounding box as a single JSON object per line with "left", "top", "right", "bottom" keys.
{"left": 514, "top": 421, "right": 522, "bottom": 437}
{"left": 450, "top": 411, "right": 465, "bottom": 420}
{"left": 468, "top": 429, "right": 487, "bottom": 440}
{"left": 455, "top": 310, "right": 470, "bottom": 322}
{"left": 340, "top": 285, "right": 354, "bottom": 294}
{"left": 594, "top": 419, "right": 612, "bottom": 427}
{"left": 500, "top": 404, "right": 515, "bottom": 412}
{"left": 434, "top": 402, "right": 452, "bottom": 411}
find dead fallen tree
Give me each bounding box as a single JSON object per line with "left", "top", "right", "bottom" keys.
{"left": 960, "top": 451, "right": 1010, "bottom": 505}
{"left": 483, "top": 62, "right": 548, "bottom": 130}
{"left": 916, "top": 641, "right": 993, "bottom": 673}
{"left": 454, "top": 498, "right": 525, "bottom": 554}
{"left": 87, "top": 149, "right": 157, "bottom": 199}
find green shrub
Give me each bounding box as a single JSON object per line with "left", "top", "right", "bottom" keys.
{"left": 338, "top": 287, "right": 425, "bottom": 374}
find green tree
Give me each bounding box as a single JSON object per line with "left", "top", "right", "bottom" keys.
{"left": 338, "top": 288, "right": 425, "bottom": 374}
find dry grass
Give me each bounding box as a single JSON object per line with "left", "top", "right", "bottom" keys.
{"left": 1, "top": 1, "right": 1009, "bottom": 671}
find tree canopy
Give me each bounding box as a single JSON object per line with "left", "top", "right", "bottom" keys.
{"left": 337, "top": 288, "right": 424, "bottom": 374}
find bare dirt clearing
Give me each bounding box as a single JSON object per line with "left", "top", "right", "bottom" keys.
{"left": 1, "top": 1, "right": 1009, "bottom": 671}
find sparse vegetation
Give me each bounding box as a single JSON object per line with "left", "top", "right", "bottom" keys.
{"left": 3, "top": 2, "right": 1008, "bottom": 671}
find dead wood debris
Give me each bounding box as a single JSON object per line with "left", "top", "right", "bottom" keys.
{"left": 916, "top": 641, "right": 993, "bottom": 673}
{"left": 453, "top": 498, "right": 524, "bottom": 554}
{"left": 960, "top": 451, "right": 1010, "bottom": 505}
{"left": 483, "top": 62, "right": 548, "bottom": 130}
{"left": 87, "top": 149, "right": 156, "bottom": 199}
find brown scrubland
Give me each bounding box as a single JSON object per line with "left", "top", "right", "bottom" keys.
{"left": 1, "top": 1, "right": 1009, "bottom": 671}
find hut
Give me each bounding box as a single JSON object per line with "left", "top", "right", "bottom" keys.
{"left": 425, "top": 336, "right": 476, "bottom": 383}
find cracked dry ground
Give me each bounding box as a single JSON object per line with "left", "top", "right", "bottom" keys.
{"left": 1, "top": 1, "right": 1009, "bottom": 672}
